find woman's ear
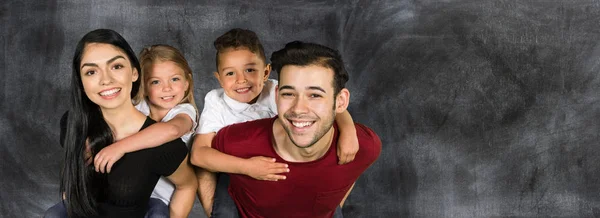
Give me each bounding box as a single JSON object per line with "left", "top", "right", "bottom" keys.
{"left": 335, "top": 88, "right": 350, "bottom": 113}
{"left": 132, "top": 68, "right": 139, "bottom": 82}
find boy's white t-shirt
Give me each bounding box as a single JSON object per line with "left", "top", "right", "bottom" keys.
{"left": 196, "top": 79, "right": 278, "bottom": 134}
{"left": 135, "top": 99, "right": 198, "bottom": 205}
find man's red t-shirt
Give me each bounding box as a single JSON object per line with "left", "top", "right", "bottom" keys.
{"left": 212, "top": 117, "right": 382, "bottom": 218}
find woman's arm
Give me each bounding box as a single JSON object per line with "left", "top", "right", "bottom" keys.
{"left": 335, "top": 110, "right": 359, "bottom": 165}
{"left": 94, "top": 113, "right": 193, "bottom": 173}
{"left": 166, "top": 155, "right": 197, "bottom": 218}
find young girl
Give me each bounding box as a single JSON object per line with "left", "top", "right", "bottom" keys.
{"left": 92, "top": 44, "right": 199, "bottom": 217}
{"left": 56, "top": 29, "right": 196, "bottom": 218}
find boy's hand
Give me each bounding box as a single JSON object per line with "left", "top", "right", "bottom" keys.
{"left": 337, "top": 133, "right": 359, "bottom": 165}
{"left": 244, "top": 156, "right": 289, "bottom": 181}
{"left": 94, "top": 144, "right": 125, "bottom": 173}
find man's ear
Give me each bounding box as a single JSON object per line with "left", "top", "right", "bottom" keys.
{"left": 275, "top": 84, "right": 279, "bottom": 104}
{"left": 263, "top": 64, "right": 272, "bottom": 82}
{"left": 335, "top": 88, "right": 350, "bottom": 113}
{"left": 132, "top": 68, "right": 139, "bottom": 82}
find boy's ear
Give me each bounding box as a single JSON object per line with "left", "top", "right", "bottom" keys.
{"left": 213, "top": 71, "right": 221, "bottom": 83}
{"left": 263, "top": 64, "right": 272, "bottom": 81}
{"left": 335, "top": 88, "right": 350, "bottom": 113}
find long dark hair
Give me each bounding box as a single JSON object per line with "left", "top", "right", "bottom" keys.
{"left": 60, "top": 29, "right": 141, "bottom": 217}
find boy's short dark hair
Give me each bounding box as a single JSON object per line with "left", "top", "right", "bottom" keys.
{"left": 213, "top": 28, "right": 267, "bottom": 70}
{"left": 270, "top": 41, "right": 349, "bottom": 96}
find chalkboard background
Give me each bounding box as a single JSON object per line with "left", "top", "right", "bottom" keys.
{"left": 2, "top": 0, "right": 600, "bottom": 217}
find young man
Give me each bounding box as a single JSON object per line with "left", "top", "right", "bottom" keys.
{"left": 196, "top": 41, "right": 381, "bottom": 218}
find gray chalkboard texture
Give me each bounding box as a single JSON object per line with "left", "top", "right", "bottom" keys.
{"left": 2, "top": 0, "right": 600, "bottom": 217}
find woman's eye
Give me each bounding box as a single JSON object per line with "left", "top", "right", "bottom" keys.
{"left": 113, "top": 64, "right": 124, "bottom": 70}
{"left": 85, "top": 70, "right": 96, "bottom": 76}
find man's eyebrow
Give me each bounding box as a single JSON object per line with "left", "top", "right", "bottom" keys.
{"left": 279, "top": 85, "right": 295, "bottom": 91}
{"left": 81, "top": 55, "right": 126, "bottom": 69}
{"left": 307, "top": 86, "right": 326, "bottom": 93}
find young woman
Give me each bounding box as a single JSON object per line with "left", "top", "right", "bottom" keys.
{"left": 48, "top": 29, "right": 196, "bottom": 218}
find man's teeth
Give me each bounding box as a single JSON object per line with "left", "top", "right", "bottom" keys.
{"left": 99, "top": 88, "right": 120, "bottom": 96}
{"left": 292, "top": 121, "right": 313, "bottom": 128}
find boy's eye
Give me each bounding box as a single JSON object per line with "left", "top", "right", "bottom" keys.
{"left": 245, "top": 68, "right": 256, "bottom": 73}
{"left": 225, "top": 72, "right": 234, "bottom": 76}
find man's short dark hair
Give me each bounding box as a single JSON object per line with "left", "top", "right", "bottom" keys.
{"left": 213, "top": 28, "right": 267, "bottom": 70}
{"left": 270, "top": 41, "right": 349, "bottom": 96}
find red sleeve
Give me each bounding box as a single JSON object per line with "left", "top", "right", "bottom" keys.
{"left": 212, "top": 125, "right": 227, "bottom": 152}
{"left": 356, "top": 123, "right": 382, "bottom": 164}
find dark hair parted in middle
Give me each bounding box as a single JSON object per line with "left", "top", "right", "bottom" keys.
{"left": 213, "top": 28, "right": 267, "bottom": 70}
{"left": 270, "top": 41, "right": 349, "bottom": 96}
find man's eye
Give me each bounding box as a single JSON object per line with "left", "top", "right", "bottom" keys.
{"left": 310, "top": 94, "right": 322, "bottom": 98}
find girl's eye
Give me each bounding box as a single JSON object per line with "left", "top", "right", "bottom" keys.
{"left": 225, "top": 72, "right": 234, "bottom": 76}
{"left": 171, "top": 77, "right": 180, "bottom": 82}
{"left": 150, "top": 80, "right": 159, "bottom": 85}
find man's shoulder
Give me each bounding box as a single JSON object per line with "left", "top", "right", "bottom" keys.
{"left": 354, "top": 123, "right": 382, "bottom": 161}
{"left": 221, "top": 117, "right": 275, "bottom": 133}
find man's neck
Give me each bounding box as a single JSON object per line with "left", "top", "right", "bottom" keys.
{"left": 272, "top": 118, "right": 335, "bottom": 162}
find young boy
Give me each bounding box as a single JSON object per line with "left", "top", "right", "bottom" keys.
{"left": 190, "top": 28, "right": 359, "bottom": 216}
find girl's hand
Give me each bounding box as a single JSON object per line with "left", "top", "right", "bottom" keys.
{"left": 337, "top": 132, "right": 359, "bottom": 165}
{"left": 243, "top": 156, "right": 289, "bottom": 181}
{"left": 94, "top": 144, "right": 125, "bottom": 173}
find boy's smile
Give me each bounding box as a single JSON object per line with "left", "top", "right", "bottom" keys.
{"left": 215, "top": 48, "right": 271, "bottom": 104}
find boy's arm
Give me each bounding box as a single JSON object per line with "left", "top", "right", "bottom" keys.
{"left": 190, "top": 133, "right": 289, "bottom": 180}
{"left": 335, "top": 110, "right": 359, "bottom": 164}
{"left": 340, "top": 182, "right": 356, "bottom": 207}
{"left": 94, "top": 113, "right": 194, "bottom": 173}
{"left": 166, "top": 155, "right": 197, "bottom": 218}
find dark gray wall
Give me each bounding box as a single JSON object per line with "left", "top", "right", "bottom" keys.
{"left": 2, "top": 0, "right": 600, "bottom": 217}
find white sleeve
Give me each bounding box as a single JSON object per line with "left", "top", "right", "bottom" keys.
{"left": 267, "top": 79, "right": 278, "bottom": 115}
{"left": 196, "top": 90, "right": 227, "bottom": 134}
{"left": 162, "top": 103, "right": 198, "bottom": 133}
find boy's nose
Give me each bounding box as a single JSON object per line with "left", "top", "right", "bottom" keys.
{"left": 236, "top": 74, "right": 247, "bottom": 84}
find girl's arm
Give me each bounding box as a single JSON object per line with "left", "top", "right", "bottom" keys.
{"left": 94, "top": 113, "right": 194, "bottom": 173}
{"left": 335, "top": 110, "right": 359, "bottom": 165}
{"left": 166, "top": 155, "right": 197, "bottom": 218}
